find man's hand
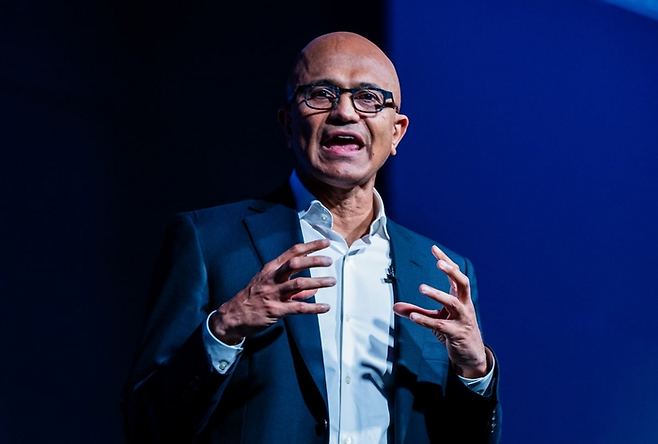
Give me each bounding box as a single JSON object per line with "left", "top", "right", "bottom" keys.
{"left": 393, "top": 245, "right": 491, "bottom": 378}
{"left": 209, "top": 239, "right": 336, "bottom": 345}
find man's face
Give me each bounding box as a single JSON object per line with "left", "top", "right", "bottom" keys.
{"left": 280, "top": 34, "right": 409, "bottom": 191}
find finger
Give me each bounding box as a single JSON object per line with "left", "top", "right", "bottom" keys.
{"left": 394, "top": 304, "right": 449, "bottom": 343}
{"left": 418, "top": 284, "right": 464, "bottom": 319}
{"left": 285, "top": 300, "right": 331, "bottom": 316}
{"left": 274, "top": 254, "right": 333, "bottom": 282}
{"left": 431, "top": 245, "right": 459, "bottom": 270}
{"left": 265, "top": 239, "right": 331, "bottom": 272}
{"left": 403, "top": 308, "right": 468, "bottom": 339}
{"left": 393, "top": 302, "right": 438, "bottom": 318}
{"left": 432, "top": 247, "right": 471, "bottom": 304}
{"left": 258, "top": 297, "right": 332, "bottom": 321}
{"left": 431, "top": 245, "right": 463, "bottom": 297}
{"left": 401, "top": 309, "right": 453, "bottom": 335}
{"left": 289, "top": 288, "right": 319, "bottom": 300}
{"left": 436, "top": 260, "right": 471, "bottom": 304}
{"left": 407, "top": 310, "right": 487, "bottom": 375}
{"left": 279, "top": 276, "right": 336, "bottom": 300}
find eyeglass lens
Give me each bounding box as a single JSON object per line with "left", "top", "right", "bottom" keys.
{"left": 305, "top": 85, "right": 386, "bottom": 113}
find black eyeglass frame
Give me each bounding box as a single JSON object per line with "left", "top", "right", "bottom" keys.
{"left": 291, "top": 84, "right": 399, "bottom": 113}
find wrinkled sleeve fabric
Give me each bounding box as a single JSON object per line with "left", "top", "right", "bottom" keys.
{"left": 203, "top": 311, "right": 244, "bottom": 374}
{"left": 458, "top": 357, "right": 495, "bottom": 396}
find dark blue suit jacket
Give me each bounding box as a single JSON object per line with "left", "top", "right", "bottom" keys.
{"left": 122, "top": 186, "right": 501, "bottom": 443}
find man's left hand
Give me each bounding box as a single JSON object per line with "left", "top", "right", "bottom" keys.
{"left": 392, "top": 245, "right": 491, "bottom": 379}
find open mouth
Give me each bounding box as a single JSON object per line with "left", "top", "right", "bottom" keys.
{"left": 321, "top": 133, "right": 364, "bottom": 154}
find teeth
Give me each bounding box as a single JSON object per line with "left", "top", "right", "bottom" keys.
{"left": 329, "top": 135, "right": 357, "bottom": 144}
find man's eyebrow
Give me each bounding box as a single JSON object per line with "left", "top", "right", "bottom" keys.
{"left": 307, "top": 79, "right": 385, "bottom": 89}
{"left": 354, "top": 82, "right": 384, "bottom": 89}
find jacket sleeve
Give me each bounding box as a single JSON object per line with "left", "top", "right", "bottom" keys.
{"left": 391, "top": 237, "right": 502, "bottom": 444}
{"left": 432, "top": 256, "right": 502, "bottom": 443}
{"left": 121, "top": 213, "right": 236, "bottom": 444}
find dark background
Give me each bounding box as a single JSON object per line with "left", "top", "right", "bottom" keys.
{"left": 2, "top": 1, "right": 383, "bottom": 442}
{"left": 2, "top": 0, "right": 657, "bottom": 443}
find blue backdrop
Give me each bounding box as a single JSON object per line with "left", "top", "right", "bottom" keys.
{"left": 385, "top": 0, "right": 658, "bottom": 442}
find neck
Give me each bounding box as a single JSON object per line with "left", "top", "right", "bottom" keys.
{"left": 298, "top": 172, "right": 377, "bottom": 246}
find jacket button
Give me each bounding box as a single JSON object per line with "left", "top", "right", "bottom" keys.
{"left": 315, "top": 419, "right": 328, "bottom": 434}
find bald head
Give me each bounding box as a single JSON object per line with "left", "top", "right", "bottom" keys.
{"left": 286, "top": 32, "right": 402, "bottom": 109}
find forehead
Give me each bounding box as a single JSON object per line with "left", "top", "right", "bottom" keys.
{"left": 292, "top": 36, "right": 400, "bottom": 93}
{"left": 301, "top": 54, "right": 389, "bottom": 87}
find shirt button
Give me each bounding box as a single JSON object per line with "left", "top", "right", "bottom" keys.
{"left": 345, "top": 376, "right": 351, "bottom": 384}
{"left": 345, "top": 314, "right": 351, "bottom": 322}
{"left": 217, "top": 360, "right": 229, "bottom": 371}
{"left": 321, "top": 214, "right": 329, "bottom": 221}
{"left": 343, "top": 436, "right": 352, "bottom": 444}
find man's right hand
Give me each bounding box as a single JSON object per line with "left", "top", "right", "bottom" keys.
{"left": 209, "top": 239, "right": 335, "bottom": 345}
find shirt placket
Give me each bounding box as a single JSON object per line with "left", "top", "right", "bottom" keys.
{"left": 339, "top": 246, "right": 360, "bottom": 444}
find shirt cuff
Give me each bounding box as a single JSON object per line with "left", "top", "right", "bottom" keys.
{"left": 457, "top": 357, "right": 496, "bottom": 396}
{"left": 203, "top": 310, "right": 245, "bottom": 374}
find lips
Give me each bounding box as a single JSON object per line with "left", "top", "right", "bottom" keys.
{"left": 321, "top": 131, "right": 365, "bottom": 153}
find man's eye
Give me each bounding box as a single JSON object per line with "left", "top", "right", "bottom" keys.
{"left": 355, "top": 90, "right": 383, "bottom": 104}
{"left": 308, "top": 87, "right": 336, "bottom": 100}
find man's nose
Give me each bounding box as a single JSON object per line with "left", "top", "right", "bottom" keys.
{"left": 330, "top": 92, "right": 360, "bottom": 121}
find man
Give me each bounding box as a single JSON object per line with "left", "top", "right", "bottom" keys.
{"left": 122, "top": 32, "right": 501, "bottom": 443}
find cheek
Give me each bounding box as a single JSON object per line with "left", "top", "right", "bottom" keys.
{"left": 291, "top": 121, "right": 318, "bottom": 156}
{"left": 371, "top": 123, "right": 394, "bottom": 153}
{"left": 296, "top": 117, "right": 323, "bottom": 148}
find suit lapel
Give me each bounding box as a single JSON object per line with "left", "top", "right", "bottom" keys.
{"left": 388, "top": 221, "right": 451, "bottom": 444}
{"left": 244, "top": 194, "right": 329, "bottom": 410}
{"left": 388, "top": 221, "right": 425, "bottom": 444}
{"left": 388, "top": 220, "right": 432, "bottom": 369}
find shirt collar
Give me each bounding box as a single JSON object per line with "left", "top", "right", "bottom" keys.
{"left": 289, "top": 170, "right": 389, "bottom": 239}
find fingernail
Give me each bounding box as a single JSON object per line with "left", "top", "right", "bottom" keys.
{"left": 410, "top": 313, "right": 419, "bottom": 320}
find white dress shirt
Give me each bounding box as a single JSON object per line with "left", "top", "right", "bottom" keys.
{"left": 202, "top": 171, "right": 494, "bottom": 444}
{"left": 291, "top": 172, "right": 395, "bottom": 444}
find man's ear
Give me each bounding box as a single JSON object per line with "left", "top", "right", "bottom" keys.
{"left": 390, "top": 113, "right": 409, "bottom": 156}
{"left": 277, "top": 107, "right": 293, "bottom": 148}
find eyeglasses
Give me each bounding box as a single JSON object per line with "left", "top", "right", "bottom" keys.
{"left": 292, "top": 84, "right": 398, "bottom": 113}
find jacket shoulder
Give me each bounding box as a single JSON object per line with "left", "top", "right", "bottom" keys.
{"left": 179, "top": 199, "right": 258, "bottom": 225}
{"left": 386, "top": 219, "right": 468, "bottom": 265}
